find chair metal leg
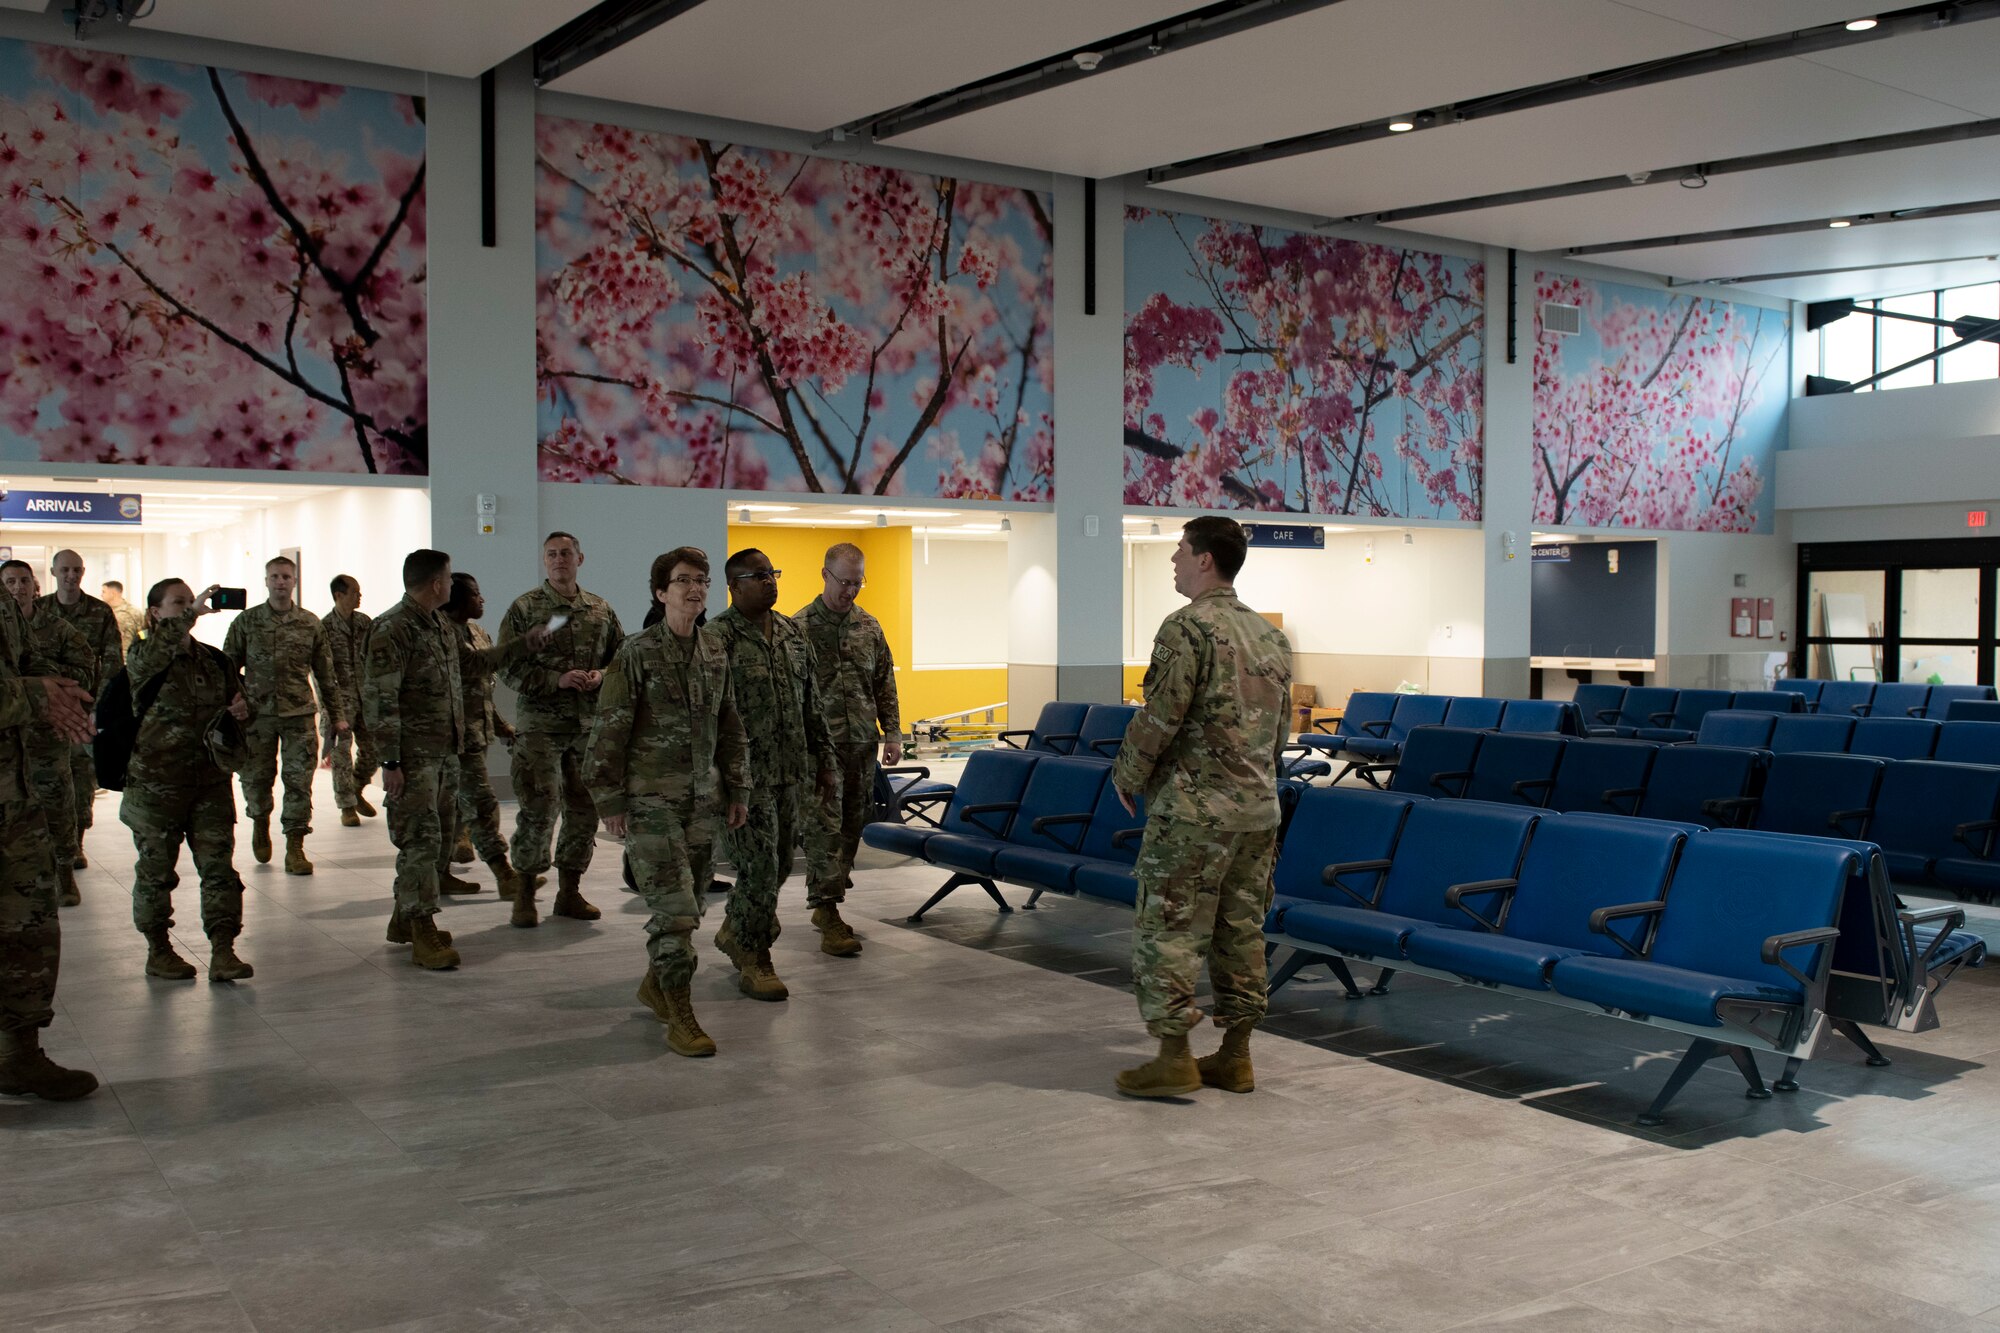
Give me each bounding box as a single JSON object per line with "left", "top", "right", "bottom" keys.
{"left": 1022, "top": 884, "right": 1046, "bottom": 910}
{"left": 1773, "top": 1056, "right": 1803, "bottom": 1093}
{"left": 1368, "top": 967, "right": 1396, "bottom": 996}
{"left": 1723, "top": 1044, "right": 1772, "bottom": 1100}
{"left": 1637, "top": 1038, "right": 1721, "bottom": 1127}
{"left": 1833, "top": 1018, "right": 1892, "bottom": 1067}
{"left": 1267, "top": 948, "right": 1314, "bottom": 995}
{"left": 1326, "top": 956, "right": 1366, "bottom": 1000}
{"left": 979, "top": 879, "right": 1013, "bottom": 914}
{"left": 907, "top": 873, "right": 983, "bottom": 924}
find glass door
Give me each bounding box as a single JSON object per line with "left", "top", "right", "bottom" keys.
{"left": 1805, "top": 568, "right": 1884, "bottom": 682}
{"left": 1797, "top": 540, "right": 2000, "bottom": 685}
{"left": 1899, "top": 566, "right": 1981, "bottom": 685}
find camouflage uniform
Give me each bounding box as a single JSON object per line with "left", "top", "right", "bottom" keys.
{"left": 320, "top": 607, "right": 378, "bottom": 813}
{"left": 111, "top": 601, "right": 145, "bottom": 655}
{"left": 1113, "top": 587, "right": 1292, "bottom": 1040}
{"left": 362, "top": 594, "right": 465, "bottom": 922}
{"left": 37, "top": 591, "right": 122, "bottom": 851}
{"left": 796, "top": 594, "right": 900, "bottom": 909}
{"left": 497, "top": 583, "right": 623, "bottom": 878}
{"left": 584, "top": 623, "right": 749, "bottom": 988}
{"left": 0, "top": 596, "right": 63, "bottom": 1037}
{"left": 223, "top": 603, "right": 342, "bottom": 837}
{"left": 451, "top": 618, "right": 515, "bottom": 864}
{"left": 19, "top": 608, "right": 93, "bottom": 897}
{"left": 121, "top": 610, "right": 250, "bottom": 942}
{"left": 708, "top": 606, "right": 832, "bottom": 953}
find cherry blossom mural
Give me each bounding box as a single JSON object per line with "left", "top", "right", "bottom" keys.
{"left": 536, "top": 119, "right": 1054, "bottom": 497}
{"left": 0, "top": 39, "right": 427, "bottom": 474}
{"left": 1123, "top": 208, "right": 1483, "bottom": 517}
{"left": 1532, "top": 273, "right": 1787, "bottom": 534}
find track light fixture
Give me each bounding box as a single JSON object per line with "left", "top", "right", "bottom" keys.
{"left": 1387, "top": 119, "right": 1416, "bottom": 133}
{"left": 1679, "top": 168, "right": 1708, "bottom": 189}
{"left": 1828, "top": 218, "right": 1852, "bottom": 228}
{"left": 1845, "top": 17, "right": 1879, "bottom": 30}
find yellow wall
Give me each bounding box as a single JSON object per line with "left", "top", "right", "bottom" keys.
{"left": 724, "top": 523, "right": 1003, "bottom": 725}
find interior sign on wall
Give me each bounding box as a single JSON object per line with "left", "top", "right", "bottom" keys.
{"left": 1532, "top": 544, "right": 1571, "bottom": 562}
{"left": 0, "top": 491, "right": 142, "bottom": 525}
{"left": 1244, "top": 523, "right": 1327, "bottom": 549}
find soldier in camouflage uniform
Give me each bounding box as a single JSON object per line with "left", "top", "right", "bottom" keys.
{"left": 363, "top": 550, "right": 472, "bottom": 971}
{"left": 224, "top": 556, "right": 346, "bottom": 876}
{"left": 498, "top": 532, "right": 624, "bottom": 928}
{"left": 709, "top": 549, "right": 835, "bottom": 1001}
{"left": 4, "top": 562, "right": 92, "bottom": 908}
{"left": 41, "top": 550, "right": 123, "bottom": 873}
{"left": 1110, "top": 517, "right": 1292, "bottom": 1099}
{"left": 320, "top": 575, "right": 379, "bottom": 827}
{"left": 103, "top": 581, "right": 146, "bottom": 656}
{"left": 122, "top": 581, "right": 256, "bottom": 984}
{"left": 444, "top": 574, "right": 532, "bottom": 900}
{"left": 585, "top": 547, "right": 749, "bottom": 1056}
{"left": 796, "top": 543, "right": 901, "bottom": 958}
{"left": 0, "top": 592, "right": 100, "bottom": 1102}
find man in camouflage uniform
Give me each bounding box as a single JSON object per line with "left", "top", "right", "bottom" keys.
{"left": 363, "top": 550, "right": 473, "bottom": 971}
{"left": 1110, "top": 516, "right": 1292, "bottom": 1099}
{"left": 4, "top": 561, "right": 92, "bottom": 908}
{"left": 444, "top": 573, "right": 531, "bottom": 900}
{"left": 586, "top": 547, "right": 749, "bottom": 1056}
{"left": 320, "top": 574, "right": 378, "bottom": 827}
{"left": 709, "top": 549, "right": 835, "bottom": 1001}
{"left": 103, "top": 580, "right": 146, "bottom": 655}
{"left": 224, "top": 556, "right": 346, "bottom": 876}
{"left": 0, "top": 590, "right": 99, "bottom": 1101}
{"left": 796, "top": 542, "right": 902, "bottom": 957}
{"left": 122, "top": 581, "right": 255, "bottom": 985}
{"left": 498, "top": 531, "right": 624, "bottom": 928}
{"left": 40, "top": 550, "right": 123, "bottom": 873}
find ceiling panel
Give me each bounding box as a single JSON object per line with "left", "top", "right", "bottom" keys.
{"left": 1584, "top": 211, "right": 2000, "bottom": 289}
{"left": 122, "top": 0, "right": 602, "bottom": 78}
{"left": 1610, "top": 1, "right": 1894, "bottom": 39}
{"left": 884, "top": 0, "right": 1741, "bottom": 178}
{"left": 545, "top": 0, "right": 1192, "bottom": 133}
{"left": 1803, "top": 20, "right": 2000, "bottom": 116}
{"left": 1172, "top": 56, "right": 1972, "bottom": 223}
{"left": 1392, "top": 136, "right": 2000, "bottom": 254}
{"left": 1748, "top": 257, "right": 2000, "bottom": 304}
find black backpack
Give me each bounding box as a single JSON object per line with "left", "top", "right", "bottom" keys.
{"left": 92, "top": 665, "right": 172, "bottom": 791}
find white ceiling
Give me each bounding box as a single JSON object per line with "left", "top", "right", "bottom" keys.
{"left": 1589, "top": 210, "right": 2000, "bottom": 290}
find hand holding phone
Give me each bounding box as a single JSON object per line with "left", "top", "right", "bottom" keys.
{"left": 210, "top": 587, "right": 249, "bottom": 611}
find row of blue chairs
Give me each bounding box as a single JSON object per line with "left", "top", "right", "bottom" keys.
{"left": 1695, "top": 711, "right": 2000, "bottom": 762}
{"left": 998, "top": 702, "right": 1138, "bottom": 758}
{"left": 1573, "top": 685, "right": 1804, "bottom": 741}
{"left": 1265, "top": 787, "right": 1986, "bottom": 1124}
{"left": 1296, "top": 693, "right": 1584, "bottom": 784}
{"left": 1775, "top": 679, "right": 1994, "bottom": 718}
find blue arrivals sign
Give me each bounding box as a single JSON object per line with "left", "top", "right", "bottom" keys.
{"left": 1244, "top": 523, "right": 1326, "bottom": 550}
{"left": 0, "top": 491, "right": 142, "bottom": 524}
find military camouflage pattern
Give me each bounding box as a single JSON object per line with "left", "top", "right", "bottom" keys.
{"left": 454, "top": 753, "right": 507, "bottom": 864}
{"left": 509, "top": 733, "right": 599, "bottom": 877}
{"left": 722, "top": 782, "right": 799, "bottom": 955}
{"left": 803, "top": 742, "right": 874, "bottom": 908}
{"left": 321, "top": 608, "right": 377, "bottom": 812}
{"left": 796, "top": 595, "right": 900, "bottom": 745}
{"left": 363, "top": 595, "right": 466, "bottom": 921}
{"left": 496, "top": 583, "right": 624, "bottom": 738}
{"left": 707, "top": 606, "right": 831, "bottom": 791}
{"left": 240, "top": 713, "right": 319, "bottom": 837}
{"left": 224, "top": 602, "right": 342, "bottom": 721}
{"left": 586, "top": 622, "right": 749, "bottom": 984}
{"left": 121, "top": 611, "right": 248, "bottom": 940}
{"left": 0, "top": 594, "right": 63, "bottom": 1034}
{"left": 1112, "top": 587, "right": 1292, "bottom": 832}
{"left": 39, "top": 591, "right": 123, "bottom": 844}
{"left": 454, "top": 619, "right": 511, "bottom": 754}
{"left": 20, "top": 607, "right": 92, "bottom": 869}
{"left": 111, "top": 601, "right": 145, "bottom": 655}
{"left": 1131, "top": 823, "right": 1278, "bottom": 1038}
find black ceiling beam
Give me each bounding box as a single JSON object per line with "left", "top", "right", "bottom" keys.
{"left": 533, "top": 0, "right": 713, "bottom": 86}
{"left": 838, "top": 0, "right": 1349, "bottom": 143}
{"left": 1342, "top": 118, "right": 2000, "bottom": 225}
{"left": 1565, "top": 195, "right": 2000, "bottom": 258}
{"left": 1146, "top": 0, "right": 2000, "bottom": 184}
{"left": 1668, "top": 253, "right": 2000, "bottom": 288}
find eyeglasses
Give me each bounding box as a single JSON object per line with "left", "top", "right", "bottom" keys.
{"left": 733, "top": 569, "right": 781, "bottom": 584}
{"left": 826, "top": 574, "right": 865, "bottom": 591}
{"left": 667, "top": 575, "right": 711, "bottom": 589}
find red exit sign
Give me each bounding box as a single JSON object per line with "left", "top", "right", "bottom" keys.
{"left": 1972, "top": 510, "right": 1990, "bottom": 529}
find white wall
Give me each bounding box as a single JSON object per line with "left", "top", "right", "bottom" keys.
{"left": 912, "top": 537, "right": 1009, "bottom": 666}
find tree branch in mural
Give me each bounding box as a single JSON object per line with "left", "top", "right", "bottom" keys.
{"left": 535, "top": 123, "right": 1054, "bottom": 496}
{"left": 1122, "top": 209, "right": 1484, "bottom": 518}
{"left": 0, "top": 46, "right": 428, "bottom": 473}
{"left": 1532, "top": 275, "right": 1785, "bottom": 533}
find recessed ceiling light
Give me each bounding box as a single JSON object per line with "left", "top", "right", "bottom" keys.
{"left": 845, "top": 508, "right": 958, "bottom": 518}
{"left": 1845, "top": 17, "right": 1878, "bottom": 31}
{"left": 1828, "top": 218, "right": 1852, "bottom": 228}
{"left": 1387, "top": 120, "right": 1416, "bottom": 133}
{"left": 732, "top": 503, "right": 797, "bottom": 513}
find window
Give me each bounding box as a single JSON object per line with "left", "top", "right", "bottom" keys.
{"left": 1817, "top": 280, "right": 2000, "bottom": 393}
{"left": 1797, "top": 541, "right": 2000, "bottom": 687}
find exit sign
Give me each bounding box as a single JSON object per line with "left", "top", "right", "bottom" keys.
{"left": 1971, "top": 511, "right": 1989, "bottom": 529}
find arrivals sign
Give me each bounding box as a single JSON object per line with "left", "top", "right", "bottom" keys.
{"left": 1243, "top": 523, "right": 1325, "bottom": 549}
{"left": 0, "top": 491, "right": 142, "bottom": 525}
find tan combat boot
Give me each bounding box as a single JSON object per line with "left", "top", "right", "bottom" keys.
{"left": 661, "top": 984, "right": 716, "bottom": 1057}
{"left": 441, "top": 871, "right": 483, "bottom": 895}
{"left": 340, "top": 808, "right": 361, "bottom": 828}
{"left": 714, "top": 918, "right": 748, "bottom": 971}
{"left": 552, "top": 868, "right": 600, "bottom": 921}
{"left": 0, "top": 1028, "right": 98, "bottom": 1101}
{"left": 251, "top": 816, "right": 272, "bottom": 864}
{"left": 73, "top": 848, "right": 88, "bottom": 871}
{"left": 1115, "top": 1034, "right": 1202, "bottom": 1099}
{"left": 1198, "top": 1021, "right": 1256, "bottom": 1094}
{"left": 489, "top": 859, "right": 521, "bottom": 902}
{"left": 739, "top": 949, "right": 789, "bottom": 1002}
{"left": 810, "top": 904, "right": 862, "bottom": 958}
{"left": 409, "top": 915, "right": 461, "bottom": 970}
{"left": 143, "top": 928, "right": 197, "bottom": 980}
{"left": 208, "top": 939, "right": 255, "bottom": 982}
{"left": 58, "top": 866, "right": 80, "bottom": 908}
{"left": 386, "top": 911, "right": 450, "bottom": 946}
{"left": 452, "top": 828, "right": 476, "bottom": 864}
{"left": 354, "top": 793, "right": 377, "bottom": 818}
{"left": 510, "top": 874, "right": 541, "bottom": 928}
{"left": 284, "top": 834, "right": 314, "bottom": 876}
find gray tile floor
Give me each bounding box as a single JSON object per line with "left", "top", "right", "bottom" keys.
{"left": 10, "top": 775, "right": 2000, "bottom": 1331}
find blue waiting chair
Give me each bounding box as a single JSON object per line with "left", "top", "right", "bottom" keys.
{"left": 1265, "top": 786, "right": 1419, "bottom": 997}
{"left": 1343, "top": 694, "right": 1452, "bottom": 766}
{"left": 1860, "top": 682, "right": 1930, "bottom": 718}
{"left": 1946, "top": 700, "right": 2000, "bottom": 722}
{"left": 1632, "top": 745, "right": 1764, "bottom": 827}
{"left": 1013, "top": 772, "right": 1146, "bottom": 908}
{"left": 1635, "top": 689, "right": 1733, "bottom": 743}
{"left": 1848, "top": 717, "right": 1941, "bottom": 760}
{"left": 1772, "top": 680, "right": 1822, "bottom": 709}
{"left": 1696, "top": 710, "right": 1777, "bottom": 749}
{"left": 1572, "top": 684, "right": 1627, "bottom": 737}
{"left": 876, "top": 766, "right": 956, "bottom": 829}
{"left": 1529, "top": 739, "right": 1657, "bottom": 814}
{"left": 998, "top": 701, "right": 1091, "bottom": 754}
{"left": 1921, "top": 685, "right": 1995, "bottom": 718}
{"left": 1604, "top": 687, "right": 1679, "bottom": 739}
{"left": 1708, "top": 752, "right": 1882, "bottom": 839}
{"left": 1069, "top": 703, "right": 1138, "bottom": 759}
{"left": 1434, "top": 733, "right": 1565, "bottom": 806}
{"left": 1935, "top": 721, "right": 2000, "bottom": 766}
{"left": 863, "top": 748, "right": 1038, "bottom": 862}
{"left": 1769, "top": 713, "right": 1855, "bottom": 755}
{"left": 1442, "top": 697, "right": 1506, "bottom": 730}
{"left": 1868, "top": 760, "right": 2000, "bottom": 890}
{"left": 1816, "top": 681, "right": 1878, "bottom": 717}
{"left": 1364, "top": 726, "right": 1484, "bottom": 796}
{"left": 1496, "top": 700, "right": 1569, "bottom": 734}
{"left": 918, "top": 756, "right": 1110, "bottom": 921}
{"left": 1732, "top": 690, "right": 1804, "bottom": 714}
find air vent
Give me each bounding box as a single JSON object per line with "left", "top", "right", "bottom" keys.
{"left": 1541, "top": 302, "right": 1582, "bottom": 337}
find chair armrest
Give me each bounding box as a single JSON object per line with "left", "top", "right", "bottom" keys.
{"left": 1589, "top": 900, "right": 1666, "bottom": 959}
{"left": 1827, "top": 807, "right": 1871, "bottom": 837}
{"left": 1510, "top": 777, "right": 1555, "bottom": 795}
{"left": 1899, "top": 903, "right": 1970, "bottom": 968}
{"left": 1648, "top": 710, "right": 1678, "bottom": 725}
{"left": 1279, "top": 743, "right": 1312, "bottom": 758}
{"left": 996, "top": 729, "right": 1032, "bottom": 749}
{"left": 1953, "top": 818, "right": 2000, "bottom": 856}
{"left": 1029, "top": 811, "right": 1093, "bottom": 852}
{"left": 1445, "top": 877, "right": 1517, "bottom": 932}
{"left": 1851, "top": 703, "right": 1873, "bottom": 716}
{"left": 1111, "top": 827, "right": 1144, "bottom": 850}
{"left": 1602, "top": 785, "right": 1645, "bottom": 814}
{"left": 1088, "top": 737, "right": 1123, "bottom": 758}
{"left": 1594, "top": 708, "right": 1621, "bottom": 724}
{"left": 1907, "top": 706, "right": 1925, "bottom": 717}
{"left": 1322, "top": 857, "right": 1393, "bottom": 909}
{"left": 1761, "top": 926, "right": 1842, "bottom": 991}
{"left": 1358, "top": 718, "right": 1394, "bottom": 737}
{"left": 1428, "top": 768, "right": 1473, "bottom": 797}
{"left": 1041, "top": 731, "right": 1081, "bottom": 755}
{"left": 1353, "top": 762, "right": 1395, "bottom": 783}
{"left": 1311, "top": 717, "right": 1343, "bottom": 735}
{"left": 1701, "top": 795, "right": 1758, "bottom": 826}
{"left": 960, "top": 801, "right": 1020, "bottom": 837}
